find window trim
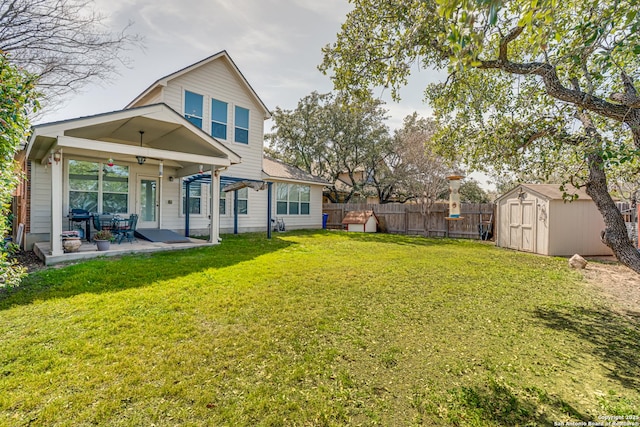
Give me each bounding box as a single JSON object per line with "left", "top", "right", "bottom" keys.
{"left": 181, "top": 182, "right": 207, "bottom": 217}
{"left": 235, "top": 187, "right": 248, "bottom": 215}
{"left": 234, "top": 105, "right": 250, "bottom": 144}
{"left": 184, "top": 90, "right": 204, "bottom": 129}
{"left": 211, "top": 98, "right": 228, "bottom": 140}
{"left": 66, "top": 159, "right": 130, "bottom": 215}
{"left": 219, "top": 184, "right": 228, "bottom": 216}
{"left": 276, "top": 183, "right": 310, "bottom": 216}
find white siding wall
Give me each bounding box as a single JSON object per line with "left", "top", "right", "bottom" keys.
{"left": 161, "top": 57, "right": 269, "bottom": 233}
{"left": 270, "top": 182, "right": 324, "bottom": 230}
{"left": 547, "top": 200, "right": 612, "bottom": 256}
{"left": 27, "top": 163, "right": 53, "bottom": 248}
{"left": 534, "top": 198, "right": 549, "bottom": 256}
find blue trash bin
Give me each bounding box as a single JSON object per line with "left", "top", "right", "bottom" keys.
{"left": 322, "top": 213, "right": 329, "bottom": 229}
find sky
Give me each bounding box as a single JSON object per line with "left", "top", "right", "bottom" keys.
{"left": 38, "top": 0, "right": 493, "bottom": 189}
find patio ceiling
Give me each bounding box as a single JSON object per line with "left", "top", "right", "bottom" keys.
{"left": 27, "top": 103, "right": 241, "bottom": 169}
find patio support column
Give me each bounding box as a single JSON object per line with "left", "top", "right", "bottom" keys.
{"left": 50, "top": 147, "right": 64, "bottom": 256}
{"left": 209, "top": 167, "right": 220, "bottom": 244}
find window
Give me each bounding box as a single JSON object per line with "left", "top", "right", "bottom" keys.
{"left": 69, "top": 160, "right": 98, "bottom": 212}
{"left": 182, "top": 182, "right": 202, "bottom": 215}
{"left": 211, "top": 98, "right": 228, "bottom": 139}
{"left": 234, "top": 106, "right": 249, "bottom": 144}
{"left": 220, "top": 184, "right": 227, "bottom": 215}
{"left": 68, "top": 160, "right": 129, "bottom": 213}
{"left": 276, "top": 184, "right": 310, "bottom": 215}
{"left": 184, "top": 91, "right": 204, "bottom": 128}
{"left": 102, "top": 165, "right": 129, "bottom": 213}
{"left": 236, "top": 187, "right": 248, "bottom": 215}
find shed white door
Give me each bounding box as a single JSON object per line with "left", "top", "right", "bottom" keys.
{"left": 507, "top": 200, "right": 535, "bottom": 252}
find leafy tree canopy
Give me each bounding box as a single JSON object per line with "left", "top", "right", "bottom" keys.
{"left": 266, "top": 91, "right": 391, "bottom": 203}
{"left": 321, "top": 0, "right": 640, "bottom": 272}
{"left": 0, "top": 53, "right": 38, "bottom": 287}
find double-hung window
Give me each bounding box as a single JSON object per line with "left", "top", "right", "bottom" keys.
{"left": 68, "top": 160, "right": 129, "bottom": 214}
{"left": 219, "top": 184, "right": 227, "bottom": 216}
{"left": 184, "top": 91, "right": 204, "bottom": 129}
{"left": 211, "top": 98, "right": 228, "bottom": 139}
{"left": 234, "top": 106, "right": 249, "bottom": 144}
{"left": 276, "top": 184, "right": 310, "bottom": 215}
{"left": 182, "top": 182, "right": 202, "bottom": 215}
{"left": 236, "top": 187, "right": 248, "bottom": 215}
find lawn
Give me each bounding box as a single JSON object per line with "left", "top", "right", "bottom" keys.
{"left": 1, "top": 231, "right": 638, "bottom": 426}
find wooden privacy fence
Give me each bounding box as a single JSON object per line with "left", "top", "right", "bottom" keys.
{"left": 323, "top": 202, "right": 496, "bottom": 240}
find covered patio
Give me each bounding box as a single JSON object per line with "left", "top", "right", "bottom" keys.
{"left": 23, "top": 103, "right": 241, "bottom": 257}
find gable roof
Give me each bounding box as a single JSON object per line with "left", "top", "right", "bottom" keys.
{"left": 342, "top": 210, "right": 378, "bottom": 225}
{"left": 498, "top": 184, "right": 592, "bottom": 202}
{"left": 262, "top": 157, "right": 329, "bottom": 186}
{"left": 26, "top": 103, "right": 241, "bottom": 168}
{"left": 125, "top": 50, "right": 271, "bottom": 119}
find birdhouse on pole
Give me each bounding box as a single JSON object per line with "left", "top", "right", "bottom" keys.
{"left": 446, "top": 175, "right": 464, "bottom": 220}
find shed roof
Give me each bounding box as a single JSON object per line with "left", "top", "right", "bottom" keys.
{"left": 262, "top": 157, "right": 329, "bottom": 186}
{"left": 498, "top": 184, "right": 592, "bottom": 202}
{"left": 342, "top": 210, "right": 378, "bottom": 225}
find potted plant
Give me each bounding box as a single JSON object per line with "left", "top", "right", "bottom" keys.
{"left": 94, "top": 229, "right": 114, "bottom": 251}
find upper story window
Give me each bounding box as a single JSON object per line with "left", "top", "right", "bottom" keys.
{"left": 234, "top": 106, "right": 249, "bottom": 144}
{"left": 211, "top": 98, "right": 228, "bottom": 139}
{"left": 184, "top": 91, "right": 204, "bottom": 129}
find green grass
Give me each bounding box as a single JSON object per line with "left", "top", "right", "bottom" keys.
{"left": 1, "top": 231, "right": 638, "bottom": 426}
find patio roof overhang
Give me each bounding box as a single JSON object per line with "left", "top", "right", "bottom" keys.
{"left": 26, "top": 103, "right": 241, "bottom": 171}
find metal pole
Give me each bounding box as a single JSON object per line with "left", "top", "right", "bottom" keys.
{"left": 267, "top": 182, "right": 273, "bottom": 239}
{"left": 185, "top": 181, "right": 190, "bottom": 237}
{"left": 233, "top": 190, "right": 239, "bottom": 235}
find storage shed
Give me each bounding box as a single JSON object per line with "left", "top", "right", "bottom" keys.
{"left": 342, "top": 210, "right": 378, "bottom": 233}
{"left": 496, "top": 184, "right": 612, "bottom": 256}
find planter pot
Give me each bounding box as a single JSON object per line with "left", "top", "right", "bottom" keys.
{"left": 96, "top": 239, "right": 111, "bottom": 251}
{"left": 62, "top": 237, "right": 82, "bottom": 253}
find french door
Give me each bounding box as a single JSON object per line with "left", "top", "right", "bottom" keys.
{"left": 138, "top": 176, "right": 159, "bottom": 228}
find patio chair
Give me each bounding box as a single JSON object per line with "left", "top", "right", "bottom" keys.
{"left": 116, "top": 214, "right": 138, "bottom": 244}
{"left": 92, "top": 214, "right": 102, "bottom": 231}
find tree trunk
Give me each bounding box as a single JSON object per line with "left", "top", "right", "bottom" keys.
{"left": 585, "top": 153, "right": 640, "bottom": 273}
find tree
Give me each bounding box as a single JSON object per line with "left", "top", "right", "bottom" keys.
{"left": 392, "top": 112, "right": 452, "bottom": 201}
{"left": 321, "top": 0, "right": 640, "bottom": 273}
{"left": 0, "top": 0, "right": 140, "bottom": 100}
{"left": 460, "top": 179, "right": 490, "bottom": 204}
{"left": 266, "top": 91, "right": 391, "bottom": 203}
{"left": 0, "top": 53, "right": 38, "bottom": 287}
{"left": 392, "top": 113, "right": 453, "bottom": 233}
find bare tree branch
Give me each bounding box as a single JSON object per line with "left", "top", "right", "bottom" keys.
{"left": 0, "top": 0, "right": 142, "bottom": 101}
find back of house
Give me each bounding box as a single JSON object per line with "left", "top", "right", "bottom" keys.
{"left": 18, "top": 51, "right": 326, "bottom": 253}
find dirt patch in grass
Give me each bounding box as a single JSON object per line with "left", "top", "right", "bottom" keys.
{"left": 581, "top": 259, "right": 640, "bottom": 316}
{"left": 11, "top": 250, "right": 45, "bottom": 273}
